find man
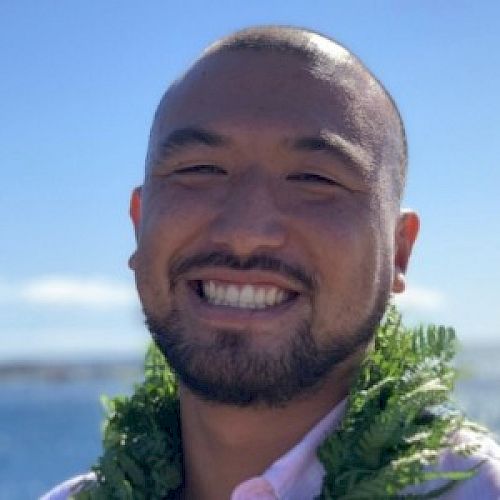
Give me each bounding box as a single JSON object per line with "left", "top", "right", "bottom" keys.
{"left": 42, "top": 26, "right": 500, "bottom": 499}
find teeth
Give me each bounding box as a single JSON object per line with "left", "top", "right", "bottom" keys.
{"left": 209, "top": 281, "right": 216, "bottom": 297}
{"left": 265, "top": 287, "right": 277, "bottom": 306}
{"left": 215, "top": 284, "right": 225, "bottom": 305}
{"left": 201, "top": 280, "right": 291, "bottom": 309}
{"left": 254, "top": 287, "right": 266, "bottom": 308}
{"left": 239, "top": 284, "right": 254, "bottom": 307}
{"left": 226, "top": 284, "right": 239, "bottom": 306}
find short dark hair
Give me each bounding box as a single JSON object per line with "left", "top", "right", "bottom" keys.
{"left": 204, "top": 25, "right": 408, "bottom": 201}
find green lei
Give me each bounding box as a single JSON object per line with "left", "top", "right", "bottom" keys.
{"left": 74, "top": 308, "right": 483, "bottom": 499}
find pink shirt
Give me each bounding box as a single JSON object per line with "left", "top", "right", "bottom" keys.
{"left": 230, "top": 399, "right": 347, "bottom": 500}
{"left": 230, "top": 399, "right": 500, "bottom": 500}
{"left": 41, "top": 398, "right": 500, "bottom": 499}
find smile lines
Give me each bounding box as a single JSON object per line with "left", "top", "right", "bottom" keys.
{"left": 197, "top": 280, "right": 296, "bottom": 309}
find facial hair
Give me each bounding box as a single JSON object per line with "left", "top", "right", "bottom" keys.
{"left": 143, "top": 251, "right": 391, "bottom": 407}
{"left": 145, "top": 299, "right": 388, "bottom": 408}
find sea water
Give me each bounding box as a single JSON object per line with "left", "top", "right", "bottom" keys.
{"left": 0, "top": 378, "right": 136, "bottom": 499}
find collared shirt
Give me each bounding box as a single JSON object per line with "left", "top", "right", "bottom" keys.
{"left": 230, "top": 403, "right": 500, "bottom": 500}
{"left": 41, "top": 398, "right": 500, "bottom": 499}
{"left": 230, "top": 398, "right": 347, "bottom": 500}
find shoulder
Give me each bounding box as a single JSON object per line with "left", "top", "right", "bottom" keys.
{"left": 39, "top": 472, "right": 96, "bottom": 500}
{"left": 408, "top": 428, "right": 500, "bottom": 499}
{"left": 441, "top": 428, "right": 500, "bottom": 498}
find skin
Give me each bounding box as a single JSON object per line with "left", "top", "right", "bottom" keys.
{"left": 128, "top": 47, "right": 419, "bottom": 499}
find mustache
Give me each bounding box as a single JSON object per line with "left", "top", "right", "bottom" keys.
{"left": 170, "top": 251, "right": 315, "bottom": 292}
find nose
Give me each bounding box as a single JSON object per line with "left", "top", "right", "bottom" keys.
{"left": 208, "top": 171, "right": 287, "bottom": 257}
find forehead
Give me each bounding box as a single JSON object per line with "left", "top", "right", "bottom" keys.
{"left": 149, "top": 50, "right": 397, "bottom": 174}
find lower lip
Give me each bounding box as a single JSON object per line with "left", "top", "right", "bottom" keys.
{"left": 185, "top": 283, "right": 302, "bottom": 328}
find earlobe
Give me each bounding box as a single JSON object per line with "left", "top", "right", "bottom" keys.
{"left": 128, "top": 251, "right": 137, "bottom": 270}
{"left": 392, "top": 210, "right": 420, "bottom": 294}
{"left": 392, "top": 273, "right": 406, "bottom": 294}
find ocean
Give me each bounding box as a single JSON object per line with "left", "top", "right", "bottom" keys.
{"left": 1, "top": 346, "right": 499, "bottom": 500}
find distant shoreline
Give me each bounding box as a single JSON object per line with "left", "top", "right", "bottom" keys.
{"left": 2, "top": 342, "right": 499, "bottom": 382}
{"left": 0, "top": 359, "right": 142, "bottom": 382}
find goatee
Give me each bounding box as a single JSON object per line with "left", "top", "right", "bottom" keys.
{"left": 145, "top": 303, "right": 385, "bottom": 408}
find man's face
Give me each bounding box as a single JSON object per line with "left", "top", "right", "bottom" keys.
{"left": 130, "top": 50, "right": 412, "bottom": 406}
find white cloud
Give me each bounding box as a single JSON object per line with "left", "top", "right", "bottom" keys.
{"left": 394, "top": 285, "right": 445, "bottom": 312}
{"left": 1, "top": 326, "right": 147, "bottom": 361}
{"left": 0, "top": 276, "right": 136, "bottom": 309}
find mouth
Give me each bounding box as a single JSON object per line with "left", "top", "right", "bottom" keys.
{"left": 189, "top": 280, "right": 300, "bottom": 310}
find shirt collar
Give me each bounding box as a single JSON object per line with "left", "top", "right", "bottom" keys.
{"left": 262, "top": 397, "right": 347, "bottom": 499}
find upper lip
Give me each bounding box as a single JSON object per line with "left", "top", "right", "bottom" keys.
{"left": 183, "top": 268, "right": 305, "bottom": 294}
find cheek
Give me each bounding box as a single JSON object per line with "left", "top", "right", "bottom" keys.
{"left": 133, "top": 185, "right": 217, "bottom": 308}
{"left": 295, "top": 201, "right": 382, "bottom": 323}
{"left": 141, "top": 184, "right": 217, "bottom": 253}
{"left": 293, "top": 199, "right": 371, "bottom": 269}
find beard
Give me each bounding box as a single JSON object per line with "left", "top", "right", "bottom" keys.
{"left": 145, "top": 293, "right": 389, "bottom": 408}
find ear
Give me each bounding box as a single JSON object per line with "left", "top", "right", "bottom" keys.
{"left": 129, "top": 186, "right": 142, "bottom": 235}
{"left": 128, "top": 186, "right": 142, "bottom": 270}
{"left": 392, "top": 210, "right": 420, "bottom": 294}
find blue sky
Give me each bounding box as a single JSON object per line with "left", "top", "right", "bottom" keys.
{"left": 1, "top": 1, "right": 499, "bottom": 360}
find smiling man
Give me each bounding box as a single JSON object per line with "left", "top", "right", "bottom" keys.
{"left": 42, "top": 26, "right": 500, "bottom": 500}
{"left": 133, "top": 28, "right": 410, "bottom": 412}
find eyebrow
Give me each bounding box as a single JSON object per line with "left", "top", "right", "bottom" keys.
{"left": 291, "top": 132, "right": 373, "bottom": 175}
{"left": 152, "top": 126, "right": 373, "bottom": 177}
{"left": 158, "top": 127, "right": 229, "bottom": 158}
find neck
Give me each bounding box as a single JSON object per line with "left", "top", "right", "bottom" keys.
{"left": 180, "top": 354, "right": 361, "bottom": 500}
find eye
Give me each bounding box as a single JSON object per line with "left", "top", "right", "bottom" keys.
{"left": 173, "top": 164, "right": 227, "bottom": 175}
{"left": 287, "top": 172, "right": 339, "bottom": 186}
